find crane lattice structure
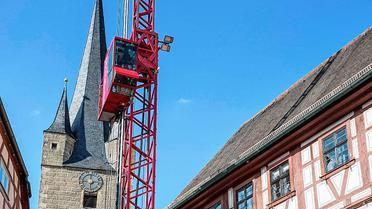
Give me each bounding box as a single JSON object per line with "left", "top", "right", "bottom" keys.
{"left": 98, "top": 0, "right": 172, "bottom": 208}
{"left": 120, "top": 0, "right": 158, "bottom": 208}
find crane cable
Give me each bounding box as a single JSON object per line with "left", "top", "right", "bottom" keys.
{"left": 114, "top": 1, "right": 130, "bottom": 208}
{"left": 123, "top": 0, "right": 130, "bottom": 39}
{"left": 117, "top": 0, "right": 130, "bottom": 38}
{"left": 116, "top": 0, "right": 124, "bottom": 37}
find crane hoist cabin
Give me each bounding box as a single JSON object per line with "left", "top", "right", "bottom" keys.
{"left": 98, "top": 37, "right": 139, "bottom": 122}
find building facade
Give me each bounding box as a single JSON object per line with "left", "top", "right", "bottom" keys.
{"left": 0, "top": 98, "right": 31, "bottom": 209}
{"left": 37, "top": 0, "right": 119, "bottom": 208}
{"left": 168, "top": 28, "right": 372, "bottom": 209}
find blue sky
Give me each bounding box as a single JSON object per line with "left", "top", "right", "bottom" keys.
{"left": 0, "top": 0, "right": 371, "bottom": 208}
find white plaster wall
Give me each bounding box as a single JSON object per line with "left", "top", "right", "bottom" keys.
{"left": 316, "top": 181, "right": 335, "bottom": 207}
{"left": 287, "top": 196, "right": 298, "bottom": 209}
{"left": 366, "top": 130, "right": 372, "bottom": 152}
{"left": 351, "top": 188, "right": 371, "bottom": 203}
{"left": 351, "top": 118, "right": 357, "bottom": 137}
{"left": 303, "top": 165, "right": 313, "bottom": 187}
{"left": 312, "top": 141, "right": 319, "bottom": 159}
{"left": 301, "top": 147, "right": 311, "bottom": 165}
{"left": 330, "top": 170, "right": 345, "bottom": 195}
{"left": 364, "top": 108, "right": 372, "bottom": 128}
{"left": 304, "top": 188, "right": 315, "bottom": 209}
{"left": 345, "top": 162, "right": 363, "bottom": 194}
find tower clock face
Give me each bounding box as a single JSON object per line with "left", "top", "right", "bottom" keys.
{"left": 79, "top": 171, "right": 103, "bottom": 193}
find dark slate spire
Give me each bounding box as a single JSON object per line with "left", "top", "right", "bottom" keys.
{"left": 45, "top": 79, "right": 73, "bottom": 136}
{"left": 66, "top": 0, "right": 111, "bottom": 170}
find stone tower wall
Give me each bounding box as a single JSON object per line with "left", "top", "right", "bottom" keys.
{"left": 38, "top": 165, "right": 117, "bottom": 209}
{"left": 41, "top": 132, "right": 74, "bottom": 166}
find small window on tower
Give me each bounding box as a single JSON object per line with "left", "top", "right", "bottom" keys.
{"left": 83, "top": 193, "right": 97, "bottom": 208}
{"left": 51, "top": 143, "right": 58, "bottom": 150}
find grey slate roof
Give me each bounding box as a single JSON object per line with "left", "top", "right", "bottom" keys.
{"left": 45, "top": 83, "right": 73, "bottom": 137}
{"left": 171, "top": 27, "right": 372, "bottom": 207}
{"left": 63, "top": 0, "right": 112, "bottom": 171}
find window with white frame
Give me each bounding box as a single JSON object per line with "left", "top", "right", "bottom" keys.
{"left": 236, "top": 183, "right": 253, "bottom": 209}
{"left": 323, "top": 127, "right": 349, "bottom": 173}
{"left": 270, "top": 161, "right": 290, "bottom": 201}
{"left": 0, "top": 160, "right": 9, "bottom": 194}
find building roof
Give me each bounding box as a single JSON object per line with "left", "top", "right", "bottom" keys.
{"left": 63, "top": 0, "right": 111, "bottom": 171}
{"left": 0, "top": 98, "right": 29, "bottom": 178}
{"left": 45, "top": 81, "right": 73, "bottom": 137}
{"left": 169, "top": 27, "right": 372, "bottom": 208}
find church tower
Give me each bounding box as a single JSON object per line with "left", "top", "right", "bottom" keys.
{"left": 41, "top": 80, "right": 75, "bottom": 166}
{"left": 38, "top": 1, "right": 118, "bottom": 208}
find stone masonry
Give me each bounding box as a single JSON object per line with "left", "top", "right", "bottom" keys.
{"left": 38, "top": 166, "right": 116, "bottom": 209}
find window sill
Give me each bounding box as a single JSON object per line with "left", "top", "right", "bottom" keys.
{"left": 320, "top": 159, "right": 355, "bottom": 181}
{"left": 267, "top": 190, "right": 296, "bottom": 208}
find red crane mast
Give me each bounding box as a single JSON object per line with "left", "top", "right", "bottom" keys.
{"left": 98, "top": 0, "right": 171, "bottom": 208}
{"left": 121, "top": 0, "right": 158, "bottom": 208}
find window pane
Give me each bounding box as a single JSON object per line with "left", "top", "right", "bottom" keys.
{"left": 336, "top": 143, "right": 349, "bottom": 165}
{"left": 237, "top": 190, "right": 245, "bottom": 201}
{"left": 246, "top": 198, "right": 253, "bottom": 209}
{"left": 3, "top": 174, "right": 8, "bottom": 192}
{"left": 237, "top": 183, "right": 253, "bottom": 208}
{"left": 210, "top": 203, "right": 221, "bottom": 209}
{"left": 323, "top": 136, "right": 335, "bottom": 152}
{"left": 271, "top": 161, "right": 291, "bottom": 201}
{"left": 281, "top": 162, "right": 289, "bottom": 174}
{"left": 281, "top": 176, "right": 291, "bottom": 195}
{"left": 0, "top": 167, "right": 3, "bottom": 183}
{"left": 325, "top": 150, "right": 337, "bottom": 172}
{"left": 323, "top": 127, "right": 349, "bottom": 173}
{"left": 238, "top": 203, "right": 245, "bottom": 209}
{"left": 115, "top": 40, "right": 137, "bottom": 70}
{"left": 271, "top": 181, "right": 280, "bottom": 200}
{"left": 336, "top": 129, "right": 347, "bottom": 143}
{"left": 107, "top": 49, "right": 114, "bottom": 88}
{"left": 245, "top": 184, "right": 253, "bottom": 197}
{"left": 271, "top": 169, "right": 280, "bottom": 181}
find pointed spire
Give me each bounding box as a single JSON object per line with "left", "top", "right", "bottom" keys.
{"left": 45, "top": 79, "right": 73, "bottom": 136}
{"left": 66, "top": 0, "right": 111, "bottom": 170}
{"left": 70, "top": 0, "right": 107, "bottom": 124}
